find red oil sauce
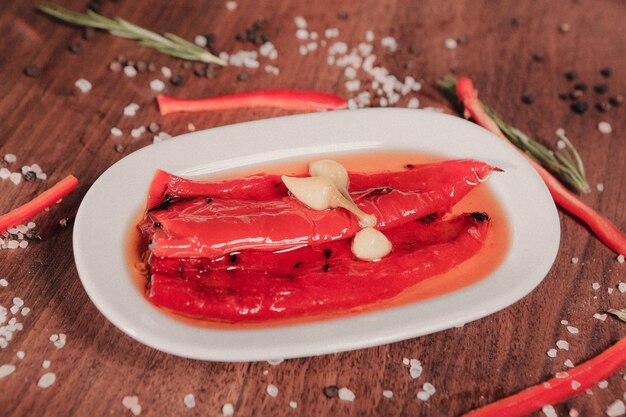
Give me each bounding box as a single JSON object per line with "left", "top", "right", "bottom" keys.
{"left": 126, "top": 150, "right": 510, "bottom": 329}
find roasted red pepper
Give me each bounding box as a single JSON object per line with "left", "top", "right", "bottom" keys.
{"left": 143, "top": 160, "right": 497, "bottom": 258}
{"left": 148, "top": 212, "right": 490, "bottom": 321}
{"left": 156, "top": 89, "right": 348, "bottom": 116}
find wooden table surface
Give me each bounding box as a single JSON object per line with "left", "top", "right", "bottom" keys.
{"left": 1, "top": 1, "right": 625, "bottom": 416}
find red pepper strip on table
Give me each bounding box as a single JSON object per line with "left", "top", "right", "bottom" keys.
{"left": 142, "top": 160, "right": 497, "bottom": 258}
{"left": 145, "top": 159, "right": 497, "bottom": 210}
{"left": 456, "top": 76, "right": 626, "bottom": 255}
{"left": 148, "top": 213, "right": 489, "bottom": 321}
{"left": 0, "top": 175, "right": 78, "bottom": 233}
{"left": 462, "top": 336, "right": 626, "bottom": 417}
{"left": 156, "top": 89, "right": 348, "bottom": 116}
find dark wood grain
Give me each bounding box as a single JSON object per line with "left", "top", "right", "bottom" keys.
{"left": 1, "top": 1, "right": 625, "bottom": 416}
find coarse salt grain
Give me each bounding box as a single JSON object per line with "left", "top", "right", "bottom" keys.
{"left": 150, "top": 79, "right": 165, "bottom": 92}
{"left": 267, "top": 359, "right": 284, "bottom": 366}
{"left": 409, "top": 359, "right": 423, "bottom": 379}
{"left": 0, "top": 279, "right": 7, "bottom": 287}
{"left": 557, "top": 340, "right": 570, "bottom": 350}
{"left": 380, "top": 36, "right": 398, "bottom": 52}
{"left": 124, "top": 103, "right": 139, "bottom": 116}
{"left": 37, "top": 372, "right": 56, "bottom": 388}
{"left": 618, "top": 282, "right": 626, "bottom": 293}
{"left": 222, "top": 403, "right": 234, "bottom": 416}
{"left": 183, "top": 393, "right": 196, "bottom": 408}
{"left": 407, "top": 97, "right": 420, "bottom": 108}
{"left": 4, "top": 154, "right": 16, "bottom": 163}
{"left": 542, "top": 405, "right": 558, "bottom": 417}
{"left": 597, "top": 183, "right": 605, "bottom": 192}
{"left": 608, "top": 288, "right": 614, "bottom": 294}
{"left": 110, "top": 127, "right": 123, "bottom": 137}
{"left": 417, "top": 391, "right": 430, "bottom": 401}
{"left": 617, "top": 254, "right": 625, "bottom": 264}
{"left": 569, "top": 408, "right": 579, "bottom": 417}
{"left": 124, "top": 66, "right": 137, "bottom": 77}
{"left": 0, "top": 168, "right": 10, "bottom": 180}
{"left": 571, "top": 257, "right": 579, "bottom": 264}
{"left": 16, "top": 351, "right": 24, "bottom": 359}
{"left": 382, "top": 390, "right": 393, "bottom": 398}
{"left": 9, "top": 173, "right": 21, "bottom": 185}
{"left": 606, "top": 400, "right": 625, "bottom": 417}
{"left": 555, "top": 371, "right": 569, "bottom": 379}
{"left": 0, "top": 364, "right": 16, "bottom": 378}
{"left": 225, "top": 1, "right": 238, "bottom": 11}
{"left": 187, "top": 123, "right": 196, "bottom": 132}
{"left": 289, "top": 401, "right": 297, "bottom": 409}
{"left": 294, "top": 16, "right": 307, "bottom": 29}
{"left": 598, "top": 121, "right": 612, "bottom": 134}
{"left": 592, "top": 282, "right": 600, "bottom": 290}
{"left": 338, "top": 387, "right": 355, "bottom": 401}
{"left": 194, "top": 35, "right": 207, "bottom": 47}
{"left": 557, "top": 140, "right": 566, "bottom": 150}
{"left": 365, "top": 30, "right": 375, "bottom": 42}
{"left": 75, "top": 78, "right": 92, "bottom": 93}
{"left": 593, "top": 313, "right": 607, "bottom": 321}
{"left": 547, "top": 348, "right": 557, "bottom": 358}
{"left": 266, "top": 384, "right": 278, "bottom": 397}
{"left": 423, "top": 383, "right": 436, "bottom": 395}
{"left": 296, "top": 29, "right": 309, "bottom": 40}
{"left": 444, "top": 38, "right": 458, "bottom": 49}
{"left": 564, "top": 359, "right": 574, "bottom": 368}
{"left": 42, "top": 360, "right": 51, "bottom": 369}
{"left": 567, "top": 326, "right": 579, "bottom": 334}
{"left": 598, "top": 380, "right": 609, "bottom": 389}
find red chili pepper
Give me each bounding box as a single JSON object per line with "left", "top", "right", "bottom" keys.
{"left": 461, "top": 336, "right": 626, "bottom": 417}
{"left": 156, "top": 89, "right": 348, "bottom": 116}
{"left": 456, "top": 76, "right": 626, "bottom": 255}
{"left": 0, "top": 175, "right": 78, "bottom": 233}
{"left": 148, "top": 213, "right": 489, "bottom": 321}
{"left": 143, "top": 160, "right": 496, "bottom": 258}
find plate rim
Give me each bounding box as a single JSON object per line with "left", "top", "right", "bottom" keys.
{"left": 73, "top": 108, "right": 560, "bottom": 361}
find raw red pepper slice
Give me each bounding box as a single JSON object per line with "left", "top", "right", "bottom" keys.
{"left": 145, "top": 161, "right": 496, "bottom": 258}
{"left": 0, "top": 175, "right": 78, "bottom": 233}
{"left": 156, "top": 89, "right": 348, "bottom": 116}
{"left": 461, "top": 336, "right": 626, "bottom": 417}
{"left": 148, "top": 212, "right": 489, "bottom": 321}
{"left": 456, "top": 76, "right": 626, "bottom": 255}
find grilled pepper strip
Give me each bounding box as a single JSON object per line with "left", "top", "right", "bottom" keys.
{"left": 145, "top": 159, "right": 496, "bottom": 210}
{"left": 145, "top": 161, "right": 496, "bottom": 259}
{"left": 462, "top": 336, "right": 626, "bottom": 417}
{"left": 157, "top": 89, "right": 348, "bottom": 116}
{"left": 456, "top": 76, "right": 626, "bottom": 255}
{"left": 148, "top": 213, "right": 489, "bottom": 321}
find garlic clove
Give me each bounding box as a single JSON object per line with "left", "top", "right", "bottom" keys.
{"left": 281, "top": 175, "right": 336, "bottom": 211}
{"left": 309, "top": 159, "right": 351, "bottom": 200}
{"left": 351, "top": 227, "right": 392, "bottom": 261}
{"left": 282, "top": 175, "right": 377, "bottom": 227}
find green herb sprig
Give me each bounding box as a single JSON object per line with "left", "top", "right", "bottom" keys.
{"left": 437, "top": 76, "right": 590, "bottom": 194}
{"left": 608, "top": 308, "right": 626, "bottom": 323}
{"left": 38, "top": 2, "right": 227, "bottom": 66}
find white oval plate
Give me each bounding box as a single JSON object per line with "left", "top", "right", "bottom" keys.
{"left": 74, "top": 108, "right": 560, "bottom": 362}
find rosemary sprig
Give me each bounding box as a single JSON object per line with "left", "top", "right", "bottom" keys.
{"left": 37, "top": 2, "right": 227, "bottom": 66}
{"left": 437, "top": 76, "right": 590, "bottom": 194}
{"left": 608, "top": 308, "right": 626, "bottom": 323}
